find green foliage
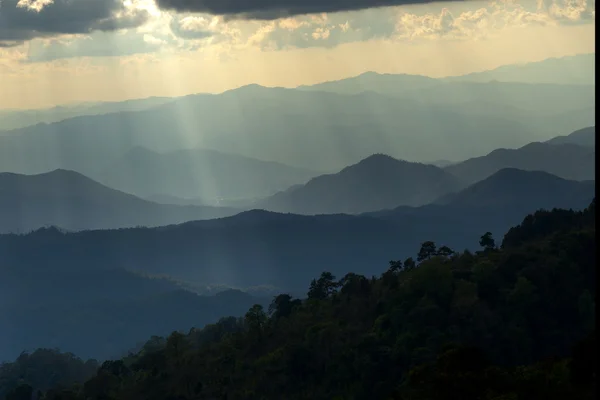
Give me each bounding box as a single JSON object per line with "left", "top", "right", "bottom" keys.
{"left": 479, "top": 231, "right": 496, "bottom": 250}
{"left": 0, "top": 349, "right": 98, "bottom": 399}
{"left": 2, "top": 200, "right": 595, "bottom": 400}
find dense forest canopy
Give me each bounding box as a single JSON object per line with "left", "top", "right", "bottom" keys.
{"left": 0, "top": 200, "right": 595, "bottom": 400}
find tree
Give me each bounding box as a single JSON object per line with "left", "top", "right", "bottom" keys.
{"left": 404, "top": 257, "right": 416, "bottom": 271}
{"left": 244, "top": 304, "right": 267, "bottom": 333}
{"left": 436, "top": 246, "right": 455, "bottom": 258}
{"left": 5, "top": 384, "right": 32, "bottom": 400}
{"left": 479, "top": 232, "right": 496, "bottom": 250}
{"left": 307, "top": 272, "right": 340, "bottom": 300}
{"left": 388, "top": 260, "right": 403, "bottom": 273}
{"left": 417, "top": 241, "right": 437, "bottom": 262}
{"left": 269, "top": 294, "right": 300, "bottom": 320}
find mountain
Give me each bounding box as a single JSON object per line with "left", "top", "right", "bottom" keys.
{"left": 0, "top": 259, "right": 266, "bottom": 361}
{"left": 400, "top": 81, "right": 594, "bottom": 115}
{"left": 1, "top": 176, "right": 593, "bottom": 360}
{"left": 297, "top": 71, "right": 440, "bottom": 95}
{"left": 299, "top": 72, "right": 594, "bottom": 115}
{"left": 0, "top": 96, "right": 174, "bottom": 131}
{"left": 444, "top": 140, "right": 595, "bottom": 185}
{"left": 2, "top": 175, "right": 593, "bottom": 298}
{"left": 443, "top": 53, "right": 595, "bottom": 85}
{"left": 0, "top": 84, "right": 593, "bottom": 173}
{"left": 94, "top": 147, "right": 318, "bottom": 203}
{"left": 545, "top": 126, "right": 595, "bottom": 147}
{"left": 2, "top": 201, "right": 596, "bottom": 399}
{"left": 0, "top": 169, "right": 238, "bottom": 233}
{"left": 255, "top": 154, "right": 463, "bottom": 214}
{"left": 428, "top": 159, "right": 456, "bottom": 168}
{"left": 436, "top": 168, "right": 595, "bottom": 210}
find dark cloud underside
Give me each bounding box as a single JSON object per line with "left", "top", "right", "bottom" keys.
{"left": 0, "top": 0, "right": 148, "bottom": 45}
{"left": 155, "top": 0, "right": 460, "bottom": 19}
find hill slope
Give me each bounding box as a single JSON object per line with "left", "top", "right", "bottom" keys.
{"left": 297, "top": 71, "right": 440, "bottom": 95}
{"left": 0, "top": 259, "right": 265, "bottom": 361}
{"left": 545, "top": 126, "right": 595, "bottom": 147}
{"left": 436, "top": 168, "right": 595, "bottom": 210}
{"left": 444, "top": 140, "right": 595, "bottom": 184}
{"left": 443, "top": 53, "right": 595, "bottom": 85}
{"left": 2, "top": 175, "right": 593, "bottom": 298}
{"left": 0, "top": 169, "right": 238, "bottom": 233}
{"left": 0, "top": 84, "right": 593, "bottom": 173}
{"left": 95, "top": 147, "right": 317, "bottom": 203}
{"left": 0, "top": 96, "right": 174, "bottom": 131}
{"left": 256, "top": 154, "right": 463, "bottom": 214}
{"left": 8, "top": 200, "right": 595, "bottom": 400}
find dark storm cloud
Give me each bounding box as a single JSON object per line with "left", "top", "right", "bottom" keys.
{"left": 154, "top": 0, "right": 459, "bottom": 20}
{"left": 0, "top": 0, "right": 148, "bottom": 46}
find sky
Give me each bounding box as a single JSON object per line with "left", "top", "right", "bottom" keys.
{"left": 0, "top": 0, "right": 595, "bottom": 109}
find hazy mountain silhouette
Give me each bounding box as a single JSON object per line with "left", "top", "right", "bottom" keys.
{"left": 436, "top": 168, "right": 595, "bottom": 210}
{"left": 298, "top": 71, "right": 594, "bottom": 115}
{"left": 1, "top": 170, "right": 593, "bottom": 360}
{"left": 145, "top": 194, "right": 209, "bottom": 206}
{"left": 444, "top": 140, "right": 595, "bottom": 185}
{"left": 256, "top": 154, "right": 463, "bottom": 214}
{"left": 0, "top": 96, "right": 174, "bottom": 131}
{"left": 0, "top": 260, "right": 266, "bottom": 361}
{"left": 0, "top": 84, "right": 593, "bottom": 173}
{"left": 95, "top": 147, "right": 318, "bottom": 202}
{"left": 297, "top": 71, "right": 440, "bottom": 95}
{"left": 0, "top": 169, "right": 238, "bottom": 233}
{"left": 2, "top": 178, "right": 592, "bottom": 298}
{"left": 545, "top": 126, "right": 595, "bottom": 147}
{"left": 401, "top": 81, "right": 594, "bottom": 115}
{"left": 428, "top": 159, "right": 456, "bottom": 168}
{"left": 443, "top": 53, "right": 595, "bottom": 85}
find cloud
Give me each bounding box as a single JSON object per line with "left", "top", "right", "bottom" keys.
{"left": 393, "top": 0, "right": 594, "bottom": 40}
{"left": 0, "top": 0, "right": 149, "bottom": 46}
{"left": 24, "top": 30, "right": 170, "bottom": 62}
{"left": 190, "top": 0, "right": 594, "bottom": 51}
{"left": 243, "top": 9, "right": 397, "bottom": 50}
{"left": 169, "top": 15, "right": 215, "bottom": 39}
{"left": 154, "top": 0, "right": 458, "bottom": 20}
{"left": 540, "top": 0, "right": 595, "bottom": 23}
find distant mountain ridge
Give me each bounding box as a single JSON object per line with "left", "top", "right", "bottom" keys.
{"left": 0, "top": 96, "right": 174, "bottom": 131}
{"left": 0, "top": 81, "right": 593, "bottom": 173}
{"left": 436, "top": 168, "right": 595, "bottom": 210}
{"left": 2, "top": 169, "right": 592, "bottom": 294}
{"left": 545, "top": 126, "right": 595, "bottom": 147}
{"left": 443, "top": 53, "right": 594, "bottom": 85}
{"left": 95, "top": 147, "right": 318, "bottom": 203}
{"left": 256, "top": 154, "right": 463, "bottom": 214}
{"left": 0, "top": 169, "right": 238, "bottom": 233}
{"left": 444, "top": 139, "right": 595, "bottom": 185}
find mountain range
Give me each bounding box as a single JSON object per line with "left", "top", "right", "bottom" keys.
{"left": 545, "top": 126, "right": 595, "bottom": 147}
{"left": 443, "top": 53, "right": 595, "bottom": 85}
{"left": 0, "top": 259, "right": 267, "bottom": 361}
{"left": 95, "top": 147, "right": 318, "bottom": 204}
{"left": 2, "top": 168, "right": 593, "bottom": 293}
{"left": 0, "top": 53, "right": 595, "bottom": 365}
{"left": 436, "top": 168, "right": 595, "bottom": 209}
{"left": 0, "top": 169, "right": 238, "bottom": 233}
{"left": 0, "top": 156, "right": 594, "bottom": 362}
{"left": 0, "top": 81, "right": 593, "bottom": 174}
{"left": 0, "top": 127, "right": 594, "bottom": 230}
{"left": 444, "top": 137, "right": 595, "bottom": 185}
{"left": 2, "top": 54, "right": 592, "bottom": 133}
{"left": 0, "top": 96, "right": 173, "bottom": 131}
{"left": 256, "top": 154, "right": 463, "bottom": 214}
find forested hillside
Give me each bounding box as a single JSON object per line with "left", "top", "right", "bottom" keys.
{"left": 2, "top": 200, "right": 595, "bottom": 400}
